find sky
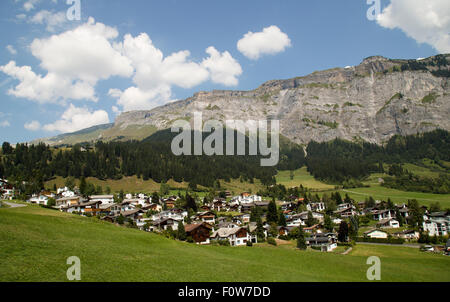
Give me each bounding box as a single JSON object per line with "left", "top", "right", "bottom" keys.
{"left": 0, "top": 0, "right": 449, "bottom": 144}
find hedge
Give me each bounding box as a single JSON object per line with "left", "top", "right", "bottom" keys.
{"left": 356, "top": 237, "right": 405, "bottom": 244}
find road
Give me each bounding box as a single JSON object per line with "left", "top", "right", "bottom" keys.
{"left": 2, "top": 201, "right": 27, "bottom": 208}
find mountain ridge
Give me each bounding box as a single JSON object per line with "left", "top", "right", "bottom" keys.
{"left": 33, "top": 54, "right": 450, "bottom": 146}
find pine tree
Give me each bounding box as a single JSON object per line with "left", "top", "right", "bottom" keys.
{"left": 267, "top": 199, "right": 278, "bottom": 224}
{"left": 177, "top": 220, "right": 186, "bottom": 241}
{"left": 278, "top": 212, "right": 287, "bottom": 227}
{"left": 338, "top": 221, "right": 349, "bottom": 242}
{"left": 297, "top": 225, "right": 307, "bottom": 250}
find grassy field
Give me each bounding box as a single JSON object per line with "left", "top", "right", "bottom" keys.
{"left": 0, "top": 204, "right": 449, "bottom": 282}
{"left": 337, "top": 185, "right": 450, "bottom": 208}
{"left": 276, "top": 167, "right": 335, "bottom": 190}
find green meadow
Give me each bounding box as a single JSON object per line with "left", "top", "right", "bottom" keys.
{"left": 0, "top": 204, "right": 449, "bottom": 282}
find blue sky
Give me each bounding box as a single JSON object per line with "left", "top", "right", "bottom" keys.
{"left": 0, "top": 0, "right": 447, "bottom": 143}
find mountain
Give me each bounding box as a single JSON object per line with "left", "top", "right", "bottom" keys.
{"left": 34, "top": 54, "right": 450, "bottom": 146}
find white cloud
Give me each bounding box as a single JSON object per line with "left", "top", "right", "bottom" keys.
{"left": 202, "top": 46, "right": 242, "bottom": 86}
{"left": 42, "top": 104, "right": 110, "bottom": 133}
{"left": 0, "top": 121, "right": 11, "bottom": 127}
{"left": 29, "top": 10, "right": 67, "bottom": 32}
{"left": 377, "top": 0, "right": 450, "bottom": 53}
{"left": 6, "top": 45, "right": 17, "bottom": 55}
{"left": 0, "top": 18, "right": 133, "bottom": 104}
{"left": 110, "top": 33, "right": 242, "bottom": 111}
{"left": 23, "top": 0, "right": 40, "bottom": 12}
{"left": 237, "top": 25, "right": 291, "bottom": 60}
{"left": 24, "top": 120, "right": 41, "bottom": 131}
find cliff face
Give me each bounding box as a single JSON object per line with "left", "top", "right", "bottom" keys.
{"left": 114, "top": 54, "right": 450, "bottom": 145}
{"left": 35, "top": 54, "right": 450, "bottom": 146}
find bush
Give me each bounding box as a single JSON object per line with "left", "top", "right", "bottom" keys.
{"left": 267, "top": 237, "right": 277, "bottom": 246}
{"left": 218, "top": 240, "right": 230, "bottom": 246}
{"left": 356, "top": 237, "right": 404, "bottom": 244}
{"left": 246, "top": 241, "right": 253, "bottom": 247}
{"left": 278, "top": 235, "right": 289, "bottom": 241}
{"left": 186, "top": 236, "right": 194, "bottom": 243}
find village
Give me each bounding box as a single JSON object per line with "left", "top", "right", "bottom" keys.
{"left": 1, "top": 177, "right": 449, "bottom": 255}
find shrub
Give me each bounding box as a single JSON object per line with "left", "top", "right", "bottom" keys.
{"left": 267, "top": 237, "right": 277, "bottom": 246}
{"left": 246, "top": 241, "right": 253, "bottom": 247}
{"left": 356, "top": 237, "right": 404, "bottom": 244}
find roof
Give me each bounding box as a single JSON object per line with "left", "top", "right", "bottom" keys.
{"left": 184, "top": 223, "right": 212, "bottom": 233}
{"left": 56, "top": 196, "right": 82, "bottom": 202}
{"left": 211, "top": 227, "right": 246, "bottom": 238}
{"left": 89, "top": 195, "right": 114, "bottom": 199}
{"left": 121, "top": 209, "right": 143, "bottom": 217}
{"left": 377, "top": 218, "right": 398, "bottom": 225}
{"left": 364, "top": 228, "right": 388, "bottom": 235}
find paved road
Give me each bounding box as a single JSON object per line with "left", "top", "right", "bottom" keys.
{"left": 2, "top": 201, "right": 27, "bottom": 208}
{"left": 357, "top": 242, "right": 420, "bottom": 248}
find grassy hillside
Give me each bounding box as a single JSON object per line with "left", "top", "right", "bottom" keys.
{"left": 0, "top": 204, "right": 449, "bottom": 282}
{"left": 276, "top": 167, "right": 335, "bottom": 190}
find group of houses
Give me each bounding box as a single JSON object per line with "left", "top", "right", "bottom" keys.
{"left": 0, "top": 179, "right": 15, "bottom": 200}
{"left": 18, "top": 186, "right": 450, "bottom": 252}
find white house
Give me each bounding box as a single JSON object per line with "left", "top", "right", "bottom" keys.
{"left": 89, "top": 195, "right": 114, "bottom": 204}
{"left": 211, "top": 227, "right": 255, "bottom": 246}
{"left": 373, "top": 209, "right": 395, "bottom": 221}
{"left": 307, "top": 202, "right": 325, "bottom": 212}
{"left": 364, "top": 229, "right": 388, "bottom": 239}
{"left": 28, "top": 195, "right": 49, "bottom": 205}
{"left": 377, "top": 218, "right": 400, "bottom": 229}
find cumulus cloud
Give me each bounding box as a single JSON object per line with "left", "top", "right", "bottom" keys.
{"left": 202, "top": 46, "right": 242, "bottom": 86}
{"left": 110, "top": 33, "right": 242, "bottom": 111}
{"left": 237, "top": 25, "right": 291, "bottom": 60}
{"left": 6, "top": 45, "right": 17, "bottom": 55}
{"left": 0, "top": 121, "right": 11, "bottom": 127}
{"left": 0, "top": 17, "right": 133, "bottom": 104}
{"left": 29, "top": 10, "right": 67, "bottom": 32}
{"left": 377, "top": 0, "right": 450, "bottom": 53}
{"left": 42, "top": 104, "right": 110, "bottom": 133}
{"left": 24, "top": 120, "right": 41, "bottom": 131}
{"left": 23, "top": 0, "right": 40, "bottom": 12}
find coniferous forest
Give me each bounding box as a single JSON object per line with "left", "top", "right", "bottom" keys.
{"left": 0, "top": 129, "right": 448, "bottom": 194}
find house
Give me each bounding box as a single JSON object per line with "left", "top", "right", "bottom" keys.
{"left": 122, "top": 198, "right": 147, "bottom": 207}
{"left": 185, "top": 223, "right": 213, "bottom": 245}
{"left": 334, "top": 207, "right": 356, "bottom": 218}
{"left": 286, "top": 214, "right": 305, "bottom": 227}
{"left": 373, "top": 209, "right": 395, "bottom": 221}
{"left": 56, "top": 196, "right": 83, "bottom": 209}
{"left": 277, "top": 226, "right": 291, "bottom": 237}
{"left": 393, "top": 229, "right": 419, "bottom": 240}
{"left": 304, "top": 224, "right": 322, "bottom": 234}
{"left": 121, "top": 209, "right": 146, "bottom": 228}
{"left": 211, "top": 227, "right": 256, "bottom": 246}
{"left": 28, "top": 195, "right": 49, "bottom": 205}
{"left": 211, "top": 199, "right": 227, "bottom": 212}
{"left": 336, "top": 203, "right": 353, "bottom": 211}
{"left": 307, "top": 202, "right": 325, "bottom": 212}
{"left": 376, "top": 218, "right": 400, "bottom": 229}
{"left": 64, "top": 200, "right": 102, "bottom": 216}
{"left": 100, "top": 203, "right": 121, "bottom": 215}
{"left": 142, "top": 203, "right": 162, "bottom": 212}
{"left": 195, "top": 211, "right": 216, "bottom": 225}
{"left": 152, "top": 217, "right": 182, "bottom": 231}
{"left": 280, "top": 202, "right": 297, "bottom": 212}
{"left": 445, "top": 239, "right": 450, "bottom": 256}
{"left": 422, "top": 212, "right": 449, "bottom": 236}
{"left": 398, "top": 207, "right": 410, "bottom": 219}
{"left": 165, "top": 200, "right": 176, "bottom": 209}
{"left": 306, "top": 233, "right": 337, "bottom": 252}
{"left": 240, "top": 203, "right": 254, "bottom": 213}
{"left": 364, "top": 229, "right": 388, "bottom": 239}
{"left": 89, "top": 195, "right": 114, "bottom": 204}
{"left": 254, "top": 201, "right": 270, "bottom": 210}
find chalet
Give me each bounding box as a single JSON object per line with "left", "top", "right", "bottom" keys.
{"left": 377, "top": 218, "right": 400, "bottom": 229}
{"left": 422, "top": 212, "right": 449, "bottom": 236}
{"left": 199, "top": 205, "right": 211, "bottom": 212}
{"left": 373, "top": 209, "right": 395, "bottom": 221}
{"left": 398, "top": 207, "right": 410, "bottom": 219}
{"left": 121, "top": 200, "right": 137, "bottom": 212}
{"left": 89, "top": 195, "right": 114, "bottom": 204}
{"left": 141, "top": 203, "right": 162, "bottom": 212}
{"left": 185, "top": 223, "right": 213, "bottom": 245}
{"left": 334, "top": 207, "right": 356, "bottom": 218}
{"left": 281, "top": 202, "right": 297, "bottom": 212}
{"left": 307, "top": 202, "right": 325, "bottom": 212}
{"left": 217, "top": 221, "right": 240, "bottom": 229}
{"left": 122, "top": 198, "right": 147, "bottom": 207}
{"left": 28, "top": 195, "right": 49, "bottom": 205}
{"left": 100, "top": 203, "right": 121, "bottom": 215}
{"left": 195, "top": 211, "right": 216, "bottom": 225}
{"left": 229, "top": 204, "right": 240, "bottom": 212}
{"left": 64, "top": 200, "right": 102, "bottom": 216}
{"left": 277, "top": 226, "right": 295, "bottom": 237}
{"left": 212, "top": 199, "right": 227, "bottom": 212}
{"left": 286, "top": 214, "right": 305, "bottom": 227}
{"left": 304, "top": 224, "right": 321, "bottom": 234}
{"left": 298, "top": 211, "right": 324, "bottom": 223}
{"left": 306, "top": 233, "right": 337, "bottom": 252}
{"left": 56, "top": 196, "right": 83, "bottom": 209}
{"left": 165, "top": 201, "right": 176, "bottom": 209}
{"left": 364, "top": 229, "right": 388, "bottom": 239}
{"left": 336, "top": 203, "right": 353, "bottom": 211}
{"left": 240, "top": 203, "right": 254, "bottom": 213}
{"left": 254, "top": 201, "right": 270, "bottom": 210}
{"left": 211, "top": 227, "right": 256, "bottom": 246}
{"left": 152, "top": 217, "right": 181, "bottom": 231}
{"left": 393, "top": 229, "right": 419, "bottom": 240}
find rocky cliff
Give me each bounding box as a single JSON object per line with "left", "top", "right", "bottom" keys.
{"left": 36, "top": 54, "right": 450, "bottom": 146}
